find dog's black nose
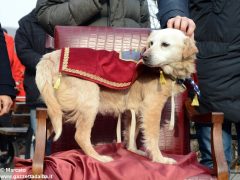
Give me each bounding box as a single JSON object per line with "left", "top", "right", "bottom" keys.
{"left": 142, "top": 55, "right": 148, "bottom": 62}
{"left": 140, "top": 47, "right": 147, "bottom": 60}
{"left": 140, "top": 47, "right": 146, "bottom": 56}
{"left": 141, "top": 47, "right": 150, "bottom": 62}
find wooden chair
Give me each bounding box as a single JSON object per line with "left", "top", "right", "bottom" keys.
{"left": 32, "top": 26, "right": 228, "bottom": 180}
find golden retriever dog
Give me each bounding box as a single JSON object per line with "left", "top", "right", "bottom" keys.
{"left": 35, "top": 28, "right": 198, "bottom": 164}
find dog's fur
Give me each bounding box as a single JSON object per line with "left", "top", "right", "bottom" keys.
{"left": 35, "top": 28, "right": 198, "bottom": 164}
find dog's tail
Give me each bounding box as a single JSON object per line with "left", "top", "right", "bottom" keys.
{"left": 35, "top": 51, "right": 63, "bottom": 141}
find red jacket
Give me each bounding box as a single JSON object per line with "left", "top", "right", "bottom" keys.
{"left": 4, "top": 32, "right": 25, "bottom": 99}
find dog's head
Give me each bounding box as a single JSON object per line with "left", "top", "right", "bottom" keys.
{"left": 142, "top": 28, "right": 198, "bottom": 78}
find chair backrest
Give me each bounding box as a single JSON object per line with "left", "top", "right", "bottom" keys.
{"left": 54, "top": 26, "right": 149, "bottom": 51}
{"left": 52, "top": 26, "right": 190, "bottom": 155}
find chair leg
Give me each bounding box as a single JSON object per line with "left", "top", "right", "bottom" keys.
{"left": 32, "top": 108, "right": 47, "bottom": 177}
{"left": 211, "top": 112, "right": 229, "bottom": 180}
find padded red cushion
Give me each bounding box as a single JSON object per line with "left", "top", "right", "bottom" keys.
{"left": 14, "top": 143, "right": 212, "bottom": 180}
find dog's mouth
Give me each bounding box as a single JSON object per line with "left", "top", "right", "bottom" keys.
{"left": 143, "top": 62, "right": 161, "bottom": 69}
{"left": 142, "top": 59, "right": 154, "bottom": 67}
{"left": 143, "top": 59, "right": 171, "bottom": 69}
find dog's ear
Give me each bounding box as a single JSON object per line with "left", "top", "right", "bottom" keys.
{"left": 182, "top": 37, "right": 198, "bottom": 59}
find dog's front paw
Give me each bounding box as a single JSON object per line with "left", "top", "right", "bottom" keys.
{"left": 97, "top": 155, "right": 114, "bottom": 163}
{"left": 152, "top": 156, "right": 176, "bottom": 164}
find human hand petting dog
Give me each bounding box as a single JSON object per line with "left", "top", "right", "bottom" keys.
{"left": 167, "top": 16, "right": 196, "bottom": 37}
{"left": 0, "top": 95, "right": 13, "bottom": 116}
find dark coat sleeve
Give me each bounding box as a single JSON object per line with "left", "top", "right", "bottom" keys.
{"left": 35, "top": 0, "right": 102, "bottom": 35}
{"left": 15, "top": 18, "right": 42, "bottom": 72}
{"left": 0, "top": 23, "right": 16, "bottom": 98}
{"left": 157, "top": 0, "right": 189, "bottom": 28}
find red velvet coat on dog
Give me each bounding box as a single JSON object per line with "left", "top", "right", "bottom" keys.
{"left": 59, "top": 48, "right": 143, "bottom": 90}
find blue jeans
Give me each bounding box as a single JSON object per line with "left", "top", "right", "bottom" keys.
{"left": 196, "top": 121, "right": 240, "bottom": 169}
{"left": 30, "top": 109, "right": 37, "bottom": 134}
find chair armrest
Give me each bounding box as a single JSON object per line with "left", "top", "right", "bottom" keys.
{"left": 32, "top": 108, "right": 48, "bottom": 176}
{"left": 185, "top": 98, "right": 229, "bottom": 179}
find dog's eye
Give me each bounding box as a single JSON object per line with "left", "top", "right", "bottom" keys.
{"left": 161, "top": 42, "right": 170, "bottom": 47}
{"left": 148, "top": 41, "right": 153, "bottom": 47}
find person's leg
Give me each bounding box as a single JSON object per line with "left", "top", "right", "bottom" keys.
{"left": 235, "top": 123, "right": 240, "bottom": 156}
{"left": 0, "top": 114, "right": 12, "bottom": 151}
{"left": 196, "top": 121, "right": 232, "bottom": 169}
{"left": 30, "top": 108, "right": 37, "bottom": 134}
{"left": 24, "top": 108, "right": 37, "bottom": 158}
{"left": 24, "top": 126, "right": 33, "bottom": 159}
{"left": 222, "top": 122, "right": 232, "bottom": 169}
{"left": 195, "top": 123, "right": 212, "bottom": 168}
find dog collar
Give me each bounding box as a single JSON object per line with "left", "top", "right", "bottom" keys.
{"left": 164, "top": 73, "right": 200, "bottom": 97}
{"left": 158, "top": 69, "right": 186, "bottom": 89}
{"left": 171, "top": 76, "right": 201, "bottom": 97}
{"left": 168, "top": 76, "right": 201, "bottom": 98}
{"left": 174, "top": 76, "right": 201, "bottom": 97}
{"left": 168, "top": 74, "right": 187, "bottom": 90}
{"left": 185, "top": 78, "right": 201, "bottom": 96}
